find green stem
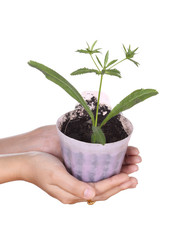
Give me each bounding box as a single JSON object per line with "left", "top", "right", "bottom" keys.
{"left": 90, "top": 54, "right": 100, "bottom": 71}
{"left": 109, "top": 58, "right": 127, "bottom": 69}
{"left": 95, "top": 74, "right": 104, "bottom": 127}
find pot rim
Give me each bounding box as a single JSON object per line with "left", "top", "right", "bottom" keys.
{"left": 56, "top": 111, "right": 133, "bottom": 147}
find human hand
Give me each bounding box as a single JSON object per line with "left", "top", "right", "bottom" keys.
{"left": 121, "top": 146, "right": 142, "bottom": 174}
{"left": 34, "top": 125, "right": 62, "bottom": 159}
{"left": 35, "top": 126, "right": 142, "bottom": 169}
{"left": 24, "top": 151, "right": 140, "bottom": 204}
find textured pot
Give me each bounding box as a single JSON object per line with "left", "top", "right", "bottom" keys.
{"left": 56, "top": 112, "right": 133, "bottom": 182}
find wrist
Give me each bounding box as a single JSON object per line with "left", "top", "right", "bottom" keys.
{"left": 0, "top": 128, "right": 44, "bottom": 155}
{"left": 0, "top": 152, "right": 34, "bottom": 184}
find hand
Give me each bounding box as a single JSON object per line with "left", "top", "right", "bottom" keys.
{"left": 25, "top": 151, "right": 140, "bottom": 204}
{"left": 34, "top": 125, "right": 62, "bottom": 159}
{"left": 36, "top": 126, "right": 142, "bottom": 169}
{"left": 121, "top": 146, "right": 142, "bottom": 174}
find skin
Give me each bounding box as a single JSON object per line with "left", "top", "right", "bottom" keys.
{"left": 0, "top": 125, "right": 142, "bottom": 204}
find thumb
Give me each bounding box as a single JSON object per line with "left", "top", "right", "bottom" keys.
{"left": 54, "top": 169, "right": 96, "bottom": 200}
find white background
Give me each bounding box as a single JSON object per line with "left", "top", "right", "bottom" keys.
{"left": 0, "top": 0, "right": 194, "bottom": 239}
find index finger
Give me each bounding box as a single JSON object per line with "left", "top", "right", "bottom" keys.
{"left": 126, "top": 146, "right": 140, "bottom": 156}
{"left": 92, "top": 173, "right": 130, "bottom": 195}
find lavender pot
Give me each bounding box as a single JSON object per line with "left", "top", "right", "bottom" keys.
{"left": 56, "top": 113, "right": 133, "bottom": 182}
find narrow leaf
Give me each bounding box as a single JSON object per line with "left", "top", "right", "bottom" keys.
{"left": 96, "top": 55, "right": 103, "bottom": 68}
{"left": 104, "top": 68, "right": 121, "bottom": 78}
{"left": 86, "top": 42, "right": 90, "bottom": 49}
{"left": 100, "top": 89, "right": 158, "bottom": 127}
{"left": 106, "top": 59, "right": 118, "bottom": 68}
{"left": 91, "top": 126, "right": 106, "bottom": 145}
{"left": 91, "top": 40, "right": 98, "bottom": 51}
{"left": 71, "top": 68, "right": 100, "bottom": 75}
{"left": 91, "top": 48, "right": 101, "bottom": 54}
{"left": 28, "top": 61, "right": 95, "bottom": 125}
{"left": 123, "top": 44, "right": 127, "bottom": 53}
{"left": 133, "top": 47, "right": 139, "bottom": 53}
{"left": 129, "top": 58, "right": 140, "bottom": 67}
{"left": 104, "top": 51, "right": 109, "bottom": 67}
{"left": 76, "top": 49, "right": 90, "bottom": 54}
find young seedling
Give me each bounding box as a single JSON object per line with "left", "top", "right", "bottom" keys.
{"left": 28, "top": 41, "right": 158, "bottom": 145}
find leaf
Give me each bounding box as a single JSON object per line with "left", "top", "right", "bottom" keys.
{"left": 104, "top": 68, "right": 121, "bottom": 78}
{"left": 76, "top": 49, "right": 90, "bottom": 54}
{"left": 96, "top": 55, "right": 103, "bottom": 68}
{"left": 91, "top": 40, "right": 98, "bottom": 51}
{"left": 104, "top": 51, "right": 109, "bottom": 67}
{"left": 128, "top": 58, "right": 140, "bottom": 67}
{"left": 100, "top": 89, "right": 158, "bottom": 127}
{"left": 106, "top": 59, "right": 118, "bottom": 68}
{"left": 76, "top": 48, "right": 101, "bottom": 55}
{"left": 86, "top": 42, "right": 90, "bottom": 49}
{"left": 91, "top": 48, "right": 101, "bottom": 54}
{"left": 123, "top": 44, "right": 127, "bottom": 53}
{"left": 71, "top": 68, "right": 100, "bottom": 75}
{"left": 91, "top": 126, "right": 106, "bottom": 145}
{"left": 28, "top": 61, "right": 95, "bottom": 125}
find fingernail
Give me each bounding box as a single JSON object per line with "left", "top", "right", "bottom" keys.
{"left": 84, "top": 188, "right": 95, "bottom": 199}
{"left": 137, "top": 156, "right": 142, "bottom": 162}
{"left": 135, "top": 165, "right": 139, "bottom": 171}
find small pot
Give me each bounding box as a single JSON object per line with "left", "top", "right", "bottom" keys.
{"left": 56, "top": 92, "right": 133, "bottom": 182}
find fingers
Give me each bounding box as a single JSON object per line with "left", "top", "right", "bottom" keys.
{"left": 53, "top": 168, "right": 96, "bottom": 200}
{"left": 124, "top": 155, "right": 142, "bottom": 165}
{"left": 47, "top": 184, "right": 83, "bottom": 204}
{"left": 126, "top": 146, "right": 140, "bottom": 156}
{"left": 121, "top": 164, "right": 139, "bottom": 174}
{"left": 94, "top": 177, "right": 138, "bottom": 202}
{"left": 93, "top": 173, "right": 131, "bottom": 195}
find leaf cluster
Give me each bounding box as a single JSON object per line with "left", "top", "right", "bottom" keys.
{"left": 123, "top": 44, "right": 139, "bottom": 67}
{"left": 71, "top": 41, "right": 121, "bottom": 78}
{"left": 76, "top": 40, "right": 101, "bottom": 55}
{"left": 28, "top": 41, "right": 158, "bottom": 145}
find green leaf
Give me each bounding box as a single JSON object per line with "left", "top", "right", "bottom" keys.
{"left": 125, "top": 45, "right": 139, "bottom": 59}
{"left": 76, "top": 49, "right": 90, "bottom": 54}
{"left": 104, "top": 68, "right": 121, "bottom": 78}
{"left": 28, "top": 61, "right": 95, "bottom": 125}
{"left": 91, "top": 40, "right": 98, "bottom": 51}
{"left": 100, "top": 89, "right": 158, "bottom": 127}
{"left": 104, "top": 51, "right": 109, "bottom": 67}
{"left": 96, "top": 55, "right": 103, "bottom": 68}
{"left": 86, "top": 42, "right": 90, "bottom": 49}
{"left": 106, "top": 59, "right": 118, "bottom": 68}
{"left": 91, "top": 48, "right": 101, "bottom": 54}
{"left": 91, "top": 126, "right": 106, "bottom": 145}
{"left": 71, "top": 68, "right": 100, "bottom": 75}
{"left": 128, "top": 58, "right": 140, "bottom": 67}
{"left": 123, "top": 44, "right": 127, "bottom": 53}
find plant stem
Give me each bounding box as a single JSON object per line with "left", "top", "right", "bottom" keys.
{"left": 109, "top": 58, "right": 127, "bottom": 69}
{"left": 95, "top": 74, "right": 104, "bottom": 127}
{"left": 90, "top": 54, "right": 100, "bottom": 71}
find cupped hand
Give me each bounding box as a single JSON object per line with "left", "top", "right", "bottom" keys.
{"left": 36, "top": 125, "right": 142, "bottom": 172}
{"left": 35, "top": 125, "right": 62, "bottom": 159}
{"left": 25, "top": 147, "right": 141, "bottom": 204}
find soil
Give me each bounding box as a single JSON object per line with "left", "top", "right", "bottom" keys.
{"left": 61, "top": 97, "right": 128, "bottom": 143}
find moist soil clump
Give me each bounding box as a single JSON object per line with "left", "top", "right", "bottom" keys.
{"left": 61, "top": 97, "right": 128, "bottom": 143}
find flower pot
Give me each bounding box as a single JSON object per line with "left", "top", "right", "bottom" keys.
{"left": 56, "top": 115, "right": 133, "bottom": 183}
{"left": 56, "top": 92, "right": 133, "bottom": 182}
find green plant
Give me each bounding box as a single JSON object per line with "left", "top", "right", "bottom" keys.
{"left": 28, "top": 41, "right": 158, "bottom": 145}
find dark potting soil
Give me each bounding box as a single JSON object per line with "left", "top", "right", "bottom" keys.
{"left": 61, "top": 97, "right": 128, "bottom": 143}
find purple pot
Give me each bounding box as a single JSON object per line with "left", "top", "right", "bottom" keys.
{"left": 56, "top": 112, "right": 133, "bottom": 182}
